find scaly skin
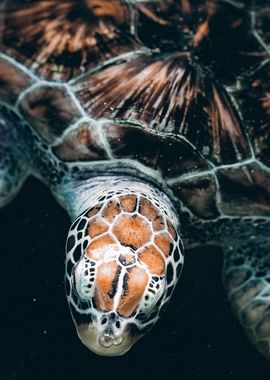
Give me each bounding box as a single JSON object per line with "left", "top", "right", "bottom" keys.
{"left": 63, "top": 176, "right": 184, "bottom": 355}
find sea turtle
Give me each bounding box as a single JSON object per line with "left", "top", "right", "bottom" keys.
{"left": 0, "top": 0, "right": 270, "bottom": 359}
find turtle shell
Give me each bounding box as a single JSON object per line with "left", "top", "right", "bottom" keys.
{"left": 1, "top": 0, "right": 270, "bottom": 220}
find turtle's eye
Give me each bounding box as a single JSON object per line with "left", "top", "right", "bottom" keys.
{"left": 65, "top": 194, "right": 184, "bottom": 356}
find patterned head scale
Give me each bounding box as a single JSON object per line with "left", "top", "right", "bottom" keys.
{"left": 65, "top": 190, "right": 184, "bottom": 356}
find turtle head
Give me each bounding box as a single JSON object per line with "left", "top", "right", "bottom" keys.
{"left": 65, "top": 188, "right": 184, "bottom": 356}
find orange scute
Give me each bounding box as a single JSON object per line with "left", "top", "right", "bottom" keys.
{"left": 119, "top": 194, "right": 137, "bottom": 212}
{"left": 117, "top": 266, "right": 149, "bottom": 317}
{"left": 139, "top": 198, "right": 165, "bottom": 231}
{"left": 152, "top": 214, "right": 165, "bottom": 231}
{"left": 89, "top": 217, "right": 109, "bottom": 238}
{"left": 138, "top": 245, "right": 165, "bottom": 275}
{"left": 139, "top": 197, "right": 159, "bottom": 220}
{"left": 154, "top": 233, "right": 173, "bottom": 257}
{"left": 102, "top": 199, "right": 121, "bottom": 223}
{"left": 94, "top": 261, "right": 119, "bottom": 312}
{"left": 87, "top": 234, "right": 116, "bottom": 260}
{"left": 87, "top": 204, "right": 102, "bottom": 218}
{"left": 112, "top": 215, "right": 151, "bottom": 249}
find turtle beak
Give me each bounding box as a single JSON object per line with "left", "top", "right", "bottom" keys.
{"left": 76, "top": 324, "right": 140, "bottom": 356}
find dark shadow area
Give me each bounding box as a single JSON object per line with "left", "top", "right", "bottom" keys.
{"left": 0, "top": 177, "right": 269, "bottom": 380}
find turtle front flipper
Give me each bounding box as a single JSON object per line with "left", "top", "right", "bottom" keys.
{"left": 223, "top": 222, "right": 270, "bottom": 360}
{"left": 0, "top": 107, "right": 29, "bottom": 207}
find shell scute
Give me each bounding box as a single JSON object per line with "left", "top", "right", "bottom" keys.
{"left": 217, "top": 162, "right": 270, "bottom": 217}
{"left": 172, "top": 173, "right": 220, "bottom": 219}
{"left": 102, "top": 123, "right": 160, "bottom": 169}
{"left": 136, "top": 1, "right": 266, "bottom": 85}
{"left": 74, "top": 54, "right": 252, "bottom": 167}
{"left": 156, "top": 136, "right": 211, "bottom": 179}
{"left": 193, "top": 2, "right": 266, "bottom": 85}
{"left": 237, "top": 63, "right": 270, "bottom": 168}
{"left": 103, "top": 123, "right": 211, "bottom": 178}
{"left": 1, "top": 0, "right": 139, "bottom": 81}
{"left": 19, "top": 84, "right": 82, "bottom": 143}
{"left": 0, "top": 55, "right": 35, "bottom": 104}
{"left": 52, "top": 121, "right": 108, "bottom": 161}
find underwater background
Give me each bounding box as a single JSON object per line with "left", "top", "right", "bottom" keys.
{"left": 0, "top": 177, "right": 269, "bottom": 380}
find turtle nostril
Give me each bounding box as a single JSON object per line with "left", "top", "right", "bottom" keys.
{"left": 113, "top": 335, "right": 123, "bottom": 346}
{"left": 99, "top": 333, "right": 113, "bottom": 348}
{"left": 99, "top": 332, "right": 124, "bottom": 348}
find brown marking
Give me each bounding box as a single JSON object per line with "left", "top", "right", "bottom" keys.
{"left": 138, "top": 245, "right": 165, "bottom": 275}
{"left": 192, "top": 20, "right": 209, "bottom": 47}
{"left": 119, "top": 194, "right": 137, "bottom": 213}
{"left": 112, "top": 215, "right": 151, "bottom": 249}
{"left": 231, "top": 18, "right": 243, "bottom": 29}
{"left": 77, "top": 129, "right": 91, "bottom": 145}
{"left": 166, "top": 219, "right": 177, "bottom": 240}
{"left": 87, "top": 0, "right": 129, "bottom": 24}
{"left": 87, "top": 234, "right": 116, "bottom": 261}
{"left": 94, "top": 261, "right": 119, "bottom": 312}
{"left": 88, "top": 218, "right": 109, "bottom": 238}
{"left": 136, "top": 4, "right": 169, "bottom": 25}
{"left": 262, "top": 92, "right": 270, "bottom": 116}
{"left": 139, "top": 198, "right": 159, "bottom": 220}
{"left": 102, "top": 199, "right": 121, "bottom": 223}
{"left": 152, "top": 215, "right": 165, "bottom": 231}
{"left": 181, "top": 0, "right": 191, "bottom": 13}
{"left": 154, "top": 233, "right": 173, "bottom": 257}
{"left": 117, "top": 266, "right": 149, "bottom": 317}
{"left": 139, "top": 197, "right": 165, "bottom": 231}
{"left": 87, "top": 204, "right": 102, "bottom": 218}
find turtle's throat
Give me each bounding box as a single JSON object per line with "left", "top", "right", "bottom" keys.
{"left": 58, "top": 175, "right": 178, "bottom": 222}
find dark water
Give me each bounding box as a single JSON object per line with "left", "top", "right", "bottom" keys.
{"left": 0, "top": 177, "right": 269, "bottom": 380}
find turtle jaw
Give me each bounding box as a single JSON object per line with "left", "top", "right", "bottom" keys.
{"left": 75, "top": 323, "right": 140, "bottom": 356}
